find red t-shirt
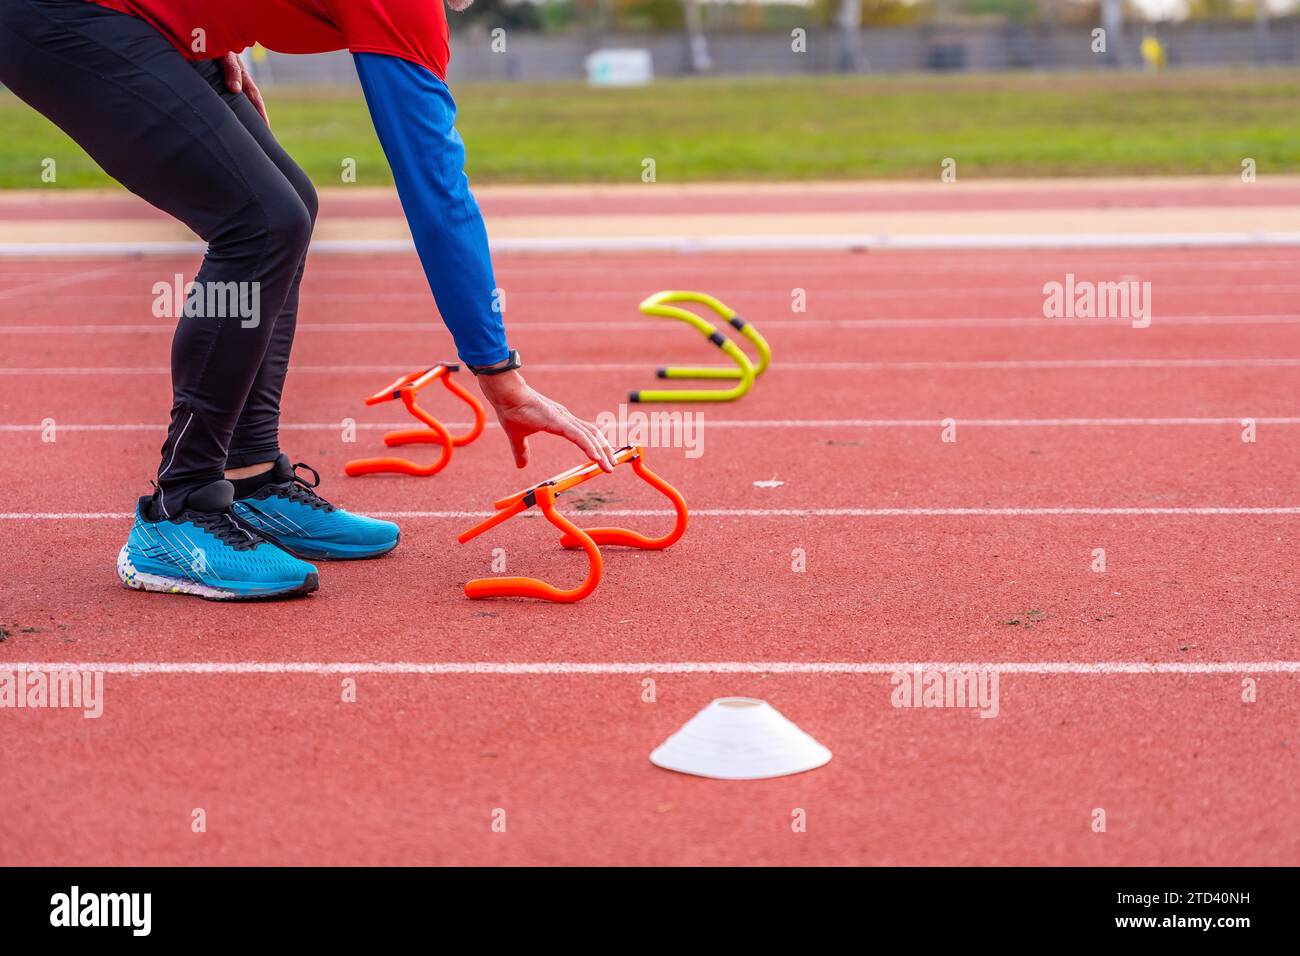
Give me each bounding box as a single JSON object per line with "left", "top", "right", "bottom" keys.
{"left": 90, "top": 0, "right": 451, "bottom": 80}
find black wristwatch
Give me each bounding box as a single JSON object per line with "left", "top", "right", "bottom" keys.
{"left": 466, "top": 349, "right": 521, "bottom": 376}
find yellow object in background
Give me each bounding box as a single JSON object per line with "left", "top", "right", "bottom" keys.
{"left": 631, "top": 291, "right": 771, "bottom": 403}
{"left": 1140, "top": 36, "right": 1166, "bottom": 72}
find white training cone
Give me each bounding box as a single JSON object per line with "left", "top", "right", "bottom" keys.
{"left": 649, "top": 697, "right": 831, "bottom": 780}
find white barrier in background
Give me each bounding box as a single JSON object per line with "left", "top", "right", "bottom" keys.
{"left": 7, "top": 231, "right": 1300, "bottom": 258}
{"left": 584, "top": 49, "right": 653, "bottom": 87}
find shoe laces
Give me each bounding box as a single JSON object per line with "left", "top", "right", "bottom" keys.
{"left": 272, "top": 462, "right": 336, "bottom": 512}
{"left": 187, "top": 508, "right": 262, "bottom": 551}
{"left": 148, "top": 480, "right": 262, "bottom": 551}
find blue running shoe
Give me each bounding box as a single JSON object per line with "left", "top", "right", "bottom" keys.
{"left": 117, "top": 479, "right": 319, "bottom": 600}
{"left": 231, "top": 454, "right": 400, "bottom": 560}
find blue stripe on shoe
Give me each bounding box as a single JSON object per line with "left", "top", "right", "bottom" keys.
{"left": 118, "top": 497, "right": 318, "bottom": 600}
{"left": 233, "top": 486, "right": 400, "bottom": 561}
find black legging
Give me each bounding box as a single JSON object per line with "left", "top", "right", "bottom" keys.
{"left": 0, "top": 0, "right": 316, "bottom": 516}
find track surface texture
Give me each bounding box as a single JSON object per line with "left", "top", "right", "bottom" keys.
{"left": 2, "top": 205, "right": 1298, "bottom": 865}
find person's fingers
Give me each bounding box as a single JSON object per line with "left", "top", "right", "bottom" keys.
{"left": 551, "top": 417, "right": 605, "bottom": 466}
{"left": 219, "top": 53, "right": 242, "bottom": 93}
{"left": 546, "top": 408, "right": 601, "bottom": 461}
{"left": 589, "top": 420, "right": 618, "bottom": 467}
{"left": 489, "top": 391, "right": 622, "bottom": 472}
{"left": 577, "top": 420, "right": 615, "bottom": 471}
{"left": 543, "top": 402, "right": 613, "bottom": 470}
{"left": 588, "top": 415, "right": 619, "bottom": 466}
{"left": 575, "top": 425, "right": 612, "bottom": 471}
{"left": 506, "top": 426, "right": 529, "bottom": 469}
{"left": 247, "top": 87, "right": 269, "bottom": 125}
{"left": 241, "top": 66, "right": 270, "bottom": 126}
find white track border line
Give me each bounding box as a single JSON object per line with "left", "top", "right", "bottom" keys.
{"left": 9, "top": 254, "right": 1290, "bottom": 274}
{"left": 5, "top": 358, "right": 1300, "bottom": 376}
{"left": 15, "top": 283, "right": 1300, "bottom": 303}
{"left": 2, "top": 417, "right": 1298, "bottom": 434}
{"left": 2, "top": 661, "right": 1298, "bottom": 675}
{"left": 4, "top": 507, "right": 1300, "bottom": 520}
{"left": 6, "top": 232, "right": 1300, "bottom": 257}
{"left": 7, "top": 315, "right": 1300, "bottom": 334}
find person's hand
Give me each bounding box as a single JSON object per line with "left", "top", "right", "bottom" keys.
{"left": 477, "top": 369, "right": 616, "bottom": 472}
{"left": 219, "top": 52, "right": 269, "bottom": 126}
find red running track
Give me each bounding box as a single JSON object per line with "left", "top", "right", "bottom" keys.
{"left": 5, "top": 179, "right": 1300, "bottom": 220}
{"left": 1, "top": 247, "right": 1298, "bottom": 865}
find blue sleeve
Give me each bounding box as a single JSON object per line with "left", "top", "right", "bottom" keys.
{"left": 352, "top": 52, "right": 508, "bottom": 366}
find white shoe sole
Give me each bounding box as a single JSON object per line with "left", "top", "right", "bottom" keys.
{"left": 116, "top": 545, "right": 318, "bottom": 601}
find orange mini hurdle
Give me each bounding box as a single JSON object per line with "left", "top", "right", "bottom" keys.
{"left": 457, "top": 445, "right": 688, "bottom": 603}
{"left": 344, "top": 363, "right": 485, "bottom": 478}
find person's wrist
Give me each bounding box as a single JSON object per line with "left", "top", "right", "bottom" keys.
{"left": 477, "top": 367, "right": 528, "bottom": 406}
{"left": 467, "top": 348, "right": 521, "bottom": 376}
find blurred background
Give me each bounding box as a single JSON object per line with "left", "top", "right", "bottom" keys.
{"left": 2, "top": 0, "right": 1298, "bottom": 186}
{"left": 249, "top": 0, "right": 1300, "bottom": 82}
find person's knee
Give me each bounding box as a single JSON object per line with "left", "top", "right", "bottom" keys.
{"left": 260, "top": 187, "right": 313, "bottom": 260}
{"left": 205, "top": 180, "right": 312, "bottom": 266}
{"left": 296, "top": 177, "right": 319, "bottom": 230}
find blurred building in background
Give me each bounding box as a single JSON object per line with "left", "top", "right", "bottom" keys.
{"left": 247, "top": 0, "right": 1300, "bottom": 83}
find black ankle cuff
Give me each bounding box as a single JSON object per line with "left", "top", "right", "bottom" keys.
{"left": 229, "top": 467, "right": 276, "bottom": 500}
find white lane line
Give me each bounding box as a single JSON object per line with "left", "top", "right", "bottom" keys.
{"left": 191, "top": 258, "right": 1300, "bottom": 281}
{"left": 1, "top": 661, "right": 1297, "bottom": 675}
{"left": 5, "top": 231, "right": 1300, "bottom": 257}
{"left": 316, "top": 255, "right": 1300, "bottom": 275}
{"left": 6, "top": 314, "right": 1300, "bottom": 334}
{"left": 0, "top": 263, "right": 122, "bottom": 302}
{"left": 8, "top": 237, "right": 1300, "bottom": 260}
{"left": 3, "top": 417, "right": 1299, "bottom": 434}
{"left": 14, "top": 283, "right": 1300, "bottom": 303}
{"left": 4, "top": 507, "right": 1300, "bottom": 520}
{"left": 4, "top": 358, "right": 1300, "bottom": 376}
